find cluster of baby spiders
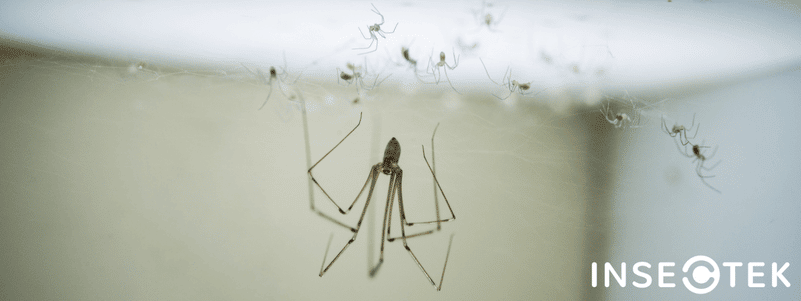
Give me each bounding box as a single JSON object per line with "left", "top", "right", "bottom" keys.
{"left": 308, "top": 113, "right": 456, "bottom": 291}
{"left": 662, "top": 114, "right": 721, "bottom": 193}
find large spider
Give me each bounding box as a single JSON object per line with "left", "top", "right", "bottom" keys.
{"left": 308, "top": 113, "right": 456, "bottom": 291}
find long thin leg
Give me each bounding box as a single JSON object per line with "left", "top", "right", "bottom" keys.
{"left": 385, "top": 170, "right": 434, "bottom": 242}
{"left": 696, "top": 163, "right": 721, "bottom": 194}
{"left": 479, "top": 58, "right": 503, "bottom": 86}
{"left": 258, "top": 82, "right": 273, "bottom": 110}
{"left": 299, "top": 88, "right": 315, "bottom": 211}
{"left": 684, "top": 114, "right": 699, "bottom": 144}
{"left": 370, "top": 3, "right": 385, "bottom": 25}
{"left": 320, "top": 233, "right": 334, "bottom": 276}
{"left": 395, "top": 171, "right": 453, "bottom": 290}
{"left": 357, "top": 27, "right": 373, "bottom": 40}
{"left": 320, "top": 164, "right": 381, "bottom": 276}
{"left": 369, "top": 170, "right": 398, "bottom": 277}
{"left": 437, "top": 234, "right": 455, "bottom": 291}
{"left": 357, "top": 42, "right": 379, "bottom": 55}
{"left": 407, "top": 145, "right": 456, "bottom": 225}
{"left": 431, "top": 123, "right": 441, "bottom": 230}
{"left": 309, "top": 113, "right": 363, "bottom": 214}
{"left": 442, "top": 68, "right": 461, "bottom": 94}
{"left": 383, "top": 23, "right": 399, "bottom": 34}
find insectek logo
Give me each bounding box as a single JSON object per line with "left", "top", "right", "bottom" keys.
{"left": 591, "top": 255, "right": 791, "bottom": 294}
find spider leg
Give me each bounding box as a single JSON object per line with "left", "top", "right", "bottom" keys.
{"left": 445, "top": 49, "right": 459, "bottom": 70}
{"left": 492, "top": 88, "right": 513, "bottom": 100}
{"left": 347, "top": 163, "right": 385, "bottom": 211}
{"left": 371, "top": 73, "right": 392, "bottom": 90}
{"left": 437, "top": 234, "right": 454, "bottom": 291}
{"left": 370, "top": 168, "right": 400, "bottom": 277}
{"left": 383, "top": 23, "right": 399, "bottom": 34}
{"left": 370, "top": 3, "right": 385, "bottom": 25}
{"left": 319, "top": 164, "right": 381, "bottom": 276}
{"left": 479, "top": 58, "right": 502, "bottom": 86}
{"left": 388, "top": 125, "right": 445, "bottom": 237}
{"left": 600, "top": 102, "right": 617, "bottom": 125}
{"left": 309, "top": 113, "right": 364, "bottom": 214}
{"left": 407, "top": 145, "right": 456, "bottom": 226}
{"left": 396, "top": 170, "right": 454, "bottom": 290}
{"left": 354, "top": 34, "right": 377, "bottom": 50}
{"left": 685, "top": 113, "right": 698, "bottom": 139}
{"left": 432, "top": 66, "right": 442, "bottom": 84}
{"left": 384, "top": 173, "right": 437, "bottom": 242}
{"left": 703, "top": 160, "right": 721, "bottom": 171}
{"left": 442, "top": 68, "right": 461, "bottom": 94}
{"left": 258, "top": 81, "right": 274, "bottom": 110}
{"left": 319, "top": 233, "right": 334, "bottom": 276}
{"left": 685, "top": 118, "right": 700, "bottom": 144}
{"left": 698, "top": 174, "right": 721, "bottom": 193}
{"left": 274, "top": 79, "right": 296, "bottom": 101}
{"left": 356, "top": 38, "right": 379, "bottom": 55}
{"left": 357, "top": 27, "right": 372, "bottom": 40}
{"left": 414, "top": 68, "right": 436, "bottom": 84}
{"left": 431, "top": 123, "right": 441, "bottom": 230}
{"left": 675, "top": 140, "right": 695, "bottom": 158}
{"left": 696, "top": 163, "right": 721, "bottom": 193}
{"left": 309, "top": 167, "right": 377, "bottom": 232}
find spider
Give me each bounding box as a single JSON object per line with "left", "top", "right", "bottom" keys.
{"left": 388, "top": 44, "right": 437, "bottom": 84}
{"left": 676, "top": 140, "right": 721, "bottom": 193}
{"left": 472, "top": 0, "right": 507, "bottom": 32}
{"left": 402, "top": 47, "right": 417, "bottom": 67}
{"left": 354, "top": 3, "right": 398, "bottom": 55}
{"left": 661, "top": 114, "right": 698, "bottom": 146}
{"left": 308, "top": 113, "right": 456, "bottom": 291}
{"left": 426, "top": 50, "right": 461, "bottom": 94}
{"left": 240, "top": 55, "right": 301, "bottom": 110}
{"left": 336, "top": 61, "right": 387, "bottom": 91}
{"left": 600, "top": 101, "right": 640, "bottom": 129}
{"left": 480, "top": 58, "right": 540, "bottom": 100}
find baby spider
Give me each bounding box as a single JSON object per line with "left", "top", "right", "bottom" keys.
{"left": 472, "top": 0, "right": 507, "bottom": 32}
{"left": 599, "top": 101, "right": 641, "bottom": 129}
{"left": 661, "top": 114, "right": 699, "bottom": 146}
{"left": 480, "top": 58, "right": 539, "bottom": 100}
{"left": 354, "top": 3, "right": 398, "bottom": 55}
{"left": 676, "top": 140, "right": 721, "bottom": 193}
{"left": 426, "top": 50, "right": 461, "bottom": 94}
{"left": 389, "top": 45, "right": 436, "bottom": 83}
{"left": 336, "top": 61, "right": 388, "bottom": 91}
{"left": 309, "top": 113, "right": 456, "bottom": 291}
{"left": 240, "top": 55, "right": 301, "bottom": 110}
{"left": 402, "top": 47, "right": 417, "bottom": 68}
